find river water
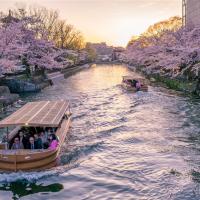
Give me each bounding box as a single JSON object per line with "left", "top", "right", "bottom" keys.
{"left": 0, "top": 64, "right": 200, "bottom": 200}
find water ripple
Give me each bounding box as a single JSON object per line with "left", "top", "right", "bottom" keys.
{"left": 1, "top": 64, "right": 200, "bottom": 200}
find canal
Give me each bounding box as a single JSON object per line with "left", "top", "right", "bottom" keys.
{"left": 0, "top": 64, "right": 200, "bottom": 200}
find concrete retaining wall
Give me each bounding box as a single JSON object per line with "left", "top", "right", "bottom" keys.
{"left": 186, "top": 0, "right": 200, "bottom": 27}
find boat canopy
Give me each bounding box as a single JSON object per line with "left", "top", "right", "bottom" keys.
{"left": 122, "top": 76, "right": 145, "bottom": 81}
{"left": 0, "top": 100, "right": 69, "bottom": 128}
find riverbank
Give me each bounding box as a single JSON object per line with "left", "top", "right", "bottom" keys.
{"left": 0, "top": 63, "right": 92, "bottom": 109}
{"left": 62, "top": 63, "right": 91, "bottom": 78}
{"left": 0, "top": 86, "right": 19, "bottom": 110}
{"left": 125, "top": 63, "right": 200, "bottom": 97}
{"left": 0, "top": 74, "right": 51, "bottom": 93}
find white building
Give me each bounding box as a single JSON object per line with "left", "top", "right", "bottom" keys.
{"left": 183, "top": 0, "right": 200, "bottom": 27}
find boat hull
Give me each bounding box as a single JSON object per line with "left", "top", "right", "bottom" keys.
{"left": 121, "top": 82, "right": 148, "bottom": 92}
{"left": 0, "top": 117, "right": 71, "bottom": 171}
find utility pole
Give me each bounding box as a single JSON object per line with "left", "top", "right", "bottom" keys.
{"left": 182, "top": 0, "right": 186, "bottom": 27}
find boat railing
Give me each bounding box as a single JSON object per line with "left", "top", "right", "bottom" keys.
{"left": 0, "top": 149, "right": 49, "bottom": 155}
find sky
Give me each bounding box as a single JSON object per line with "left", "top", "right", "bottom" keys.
{"left": 0, "top": 0, "right": 182, "bottom": 47}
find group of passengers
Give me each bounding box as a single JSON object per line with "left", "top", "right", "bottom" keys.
{"left": 6, "top": 128, "right": 59, "bottom": 151}
{"left": 124, "top": 79, "right": 141, "bottom": 91}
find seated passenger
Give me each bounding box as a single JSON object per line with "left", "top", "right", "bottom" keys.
{"left": 131, "top": 80, "right": 137, "bottom": 87}
{"left": 2, "top": 133, "right": 8, "bottom": 143}
{"left": 45, "top": 128, "right": 52, "bottom": 138}
{"left": 2, "top": 134, "right": 9, "bottom": 149}
{"left": 19, "top": 131, "right": 28, "bottom": 149}
{"left": 34, "top": 134, "right": 43, "bottom": 149}
{"left": 11, "top": 137, "right": 24, "bottom": 150}
{"left": 40, "top": 131, "right": 47, "bottom": 143}
{"left": 27, "top": 137, "right": 36, "bottom": 150}
{"left": 40, "top": 132, "right": 49, "bottom": 149}
{"left": 48, "top": 134, "right": 59, "bottom": 150}
{"left": 136, "top": 80, "right": 141, "bottom": 91}
{"left": 52, "top": 127, "right": 56, "bottom": 134}
{"left": 126, "top": 80, "right": 132, "bottom": 86}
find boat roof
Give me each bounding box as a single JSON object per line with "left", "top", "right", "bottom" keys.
{"left": 0, "top": 100, "right": 69, "bottom": 128}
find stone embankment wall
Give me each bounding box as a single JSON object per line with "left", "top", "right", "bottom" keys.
{"left": 0, "top": 86, "right": 19, "bottom": 108}
{"left": 0, "top": 75, "right": 51, "bottom": 93}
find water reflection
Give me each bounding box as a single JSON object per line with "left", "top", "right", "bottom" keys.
{"left": 69, "top": 64, "right": 132, "bottom": 92}
{"left": 0, "top": 181, "right": 63, "bottom": 200}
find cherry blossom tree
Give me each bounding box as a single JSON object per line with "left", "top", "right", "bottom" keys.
{"left": 0, "top": 17, "right": 64, "bottom": 76}
{"left": 124, "top": 16, "right": 200, "bottom": 79}
{"left": 0, "top": 21, "right": 28, "bottom": 74}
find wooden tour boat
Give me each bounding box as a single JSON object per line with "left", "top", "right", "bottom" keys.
{"left": 122, "top": 76, "right": 148, "bottom": 92}
{"left": 0, "top": 100, "right": 71, "bottom": 172}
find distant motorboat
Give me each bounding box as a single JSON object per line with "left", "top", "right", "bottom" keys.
{"left": 121, "top": 76, "right": 148, "bottom": 92}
